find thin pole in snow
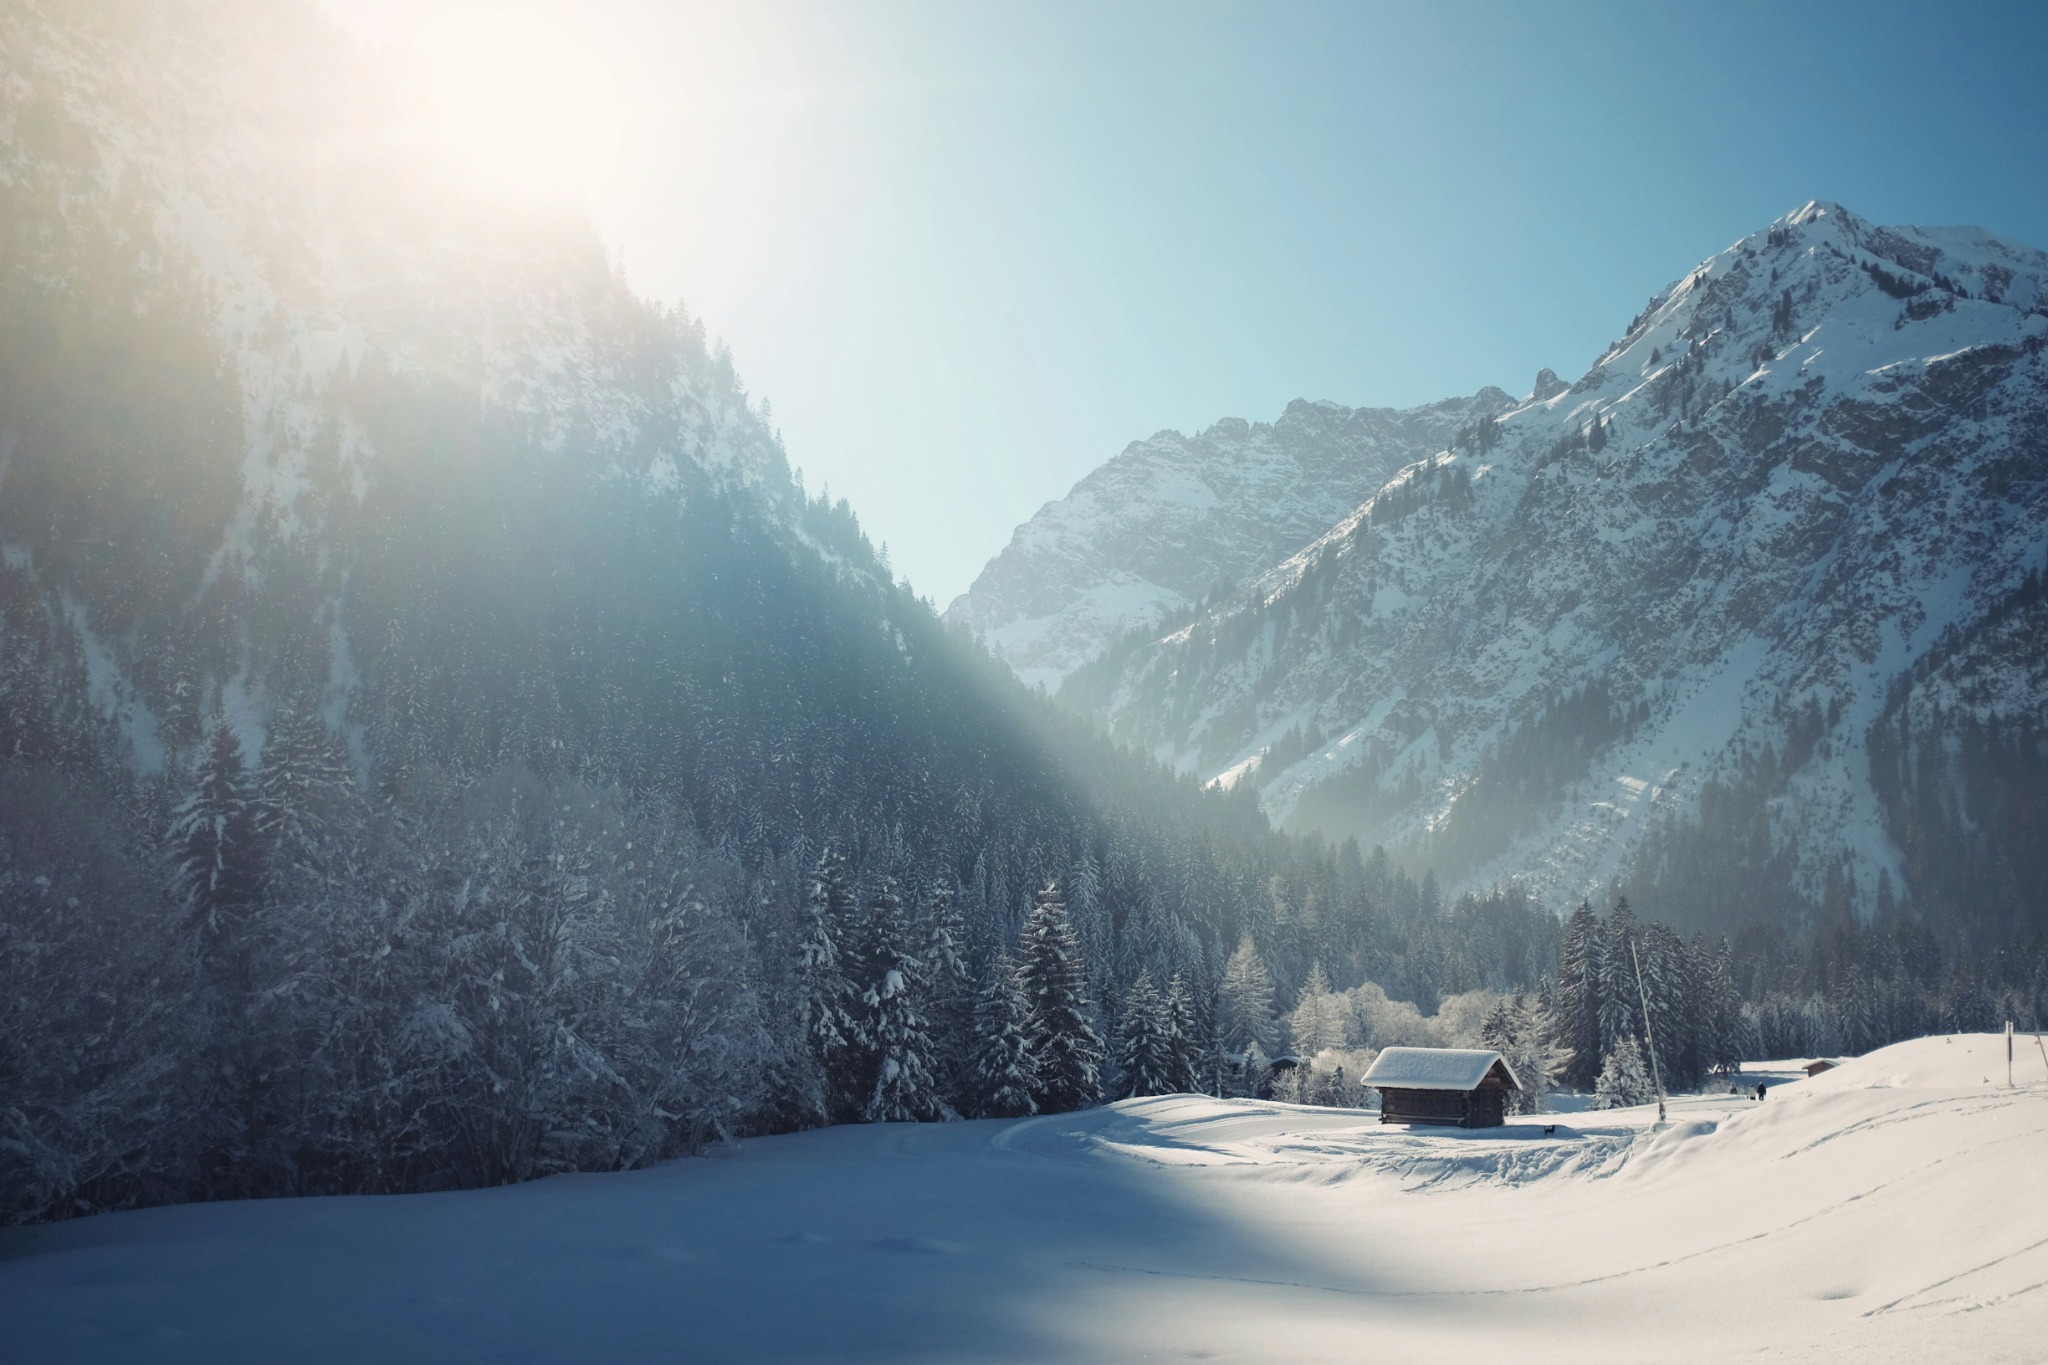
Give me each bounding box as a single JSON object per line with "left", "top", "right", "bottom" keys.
{"left": 2008, "top": 1021, "right": 2015, "bottom": 1088}
{"left": 1630, "top": 938, "right": 1667, "bottom": 1124}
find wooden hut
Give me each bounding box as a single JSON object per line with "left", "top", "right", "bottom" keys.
{"left": 1363, "top": 1047, "right": 1522, "bottom": 1128}
{"left": 1803, "top": 1059, "right": 1839, "bottom": 1077}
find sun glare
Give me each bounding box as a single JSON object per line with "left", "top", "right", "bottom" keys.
{"left": 406, "top": 5, "right": 628, "bottom": 206}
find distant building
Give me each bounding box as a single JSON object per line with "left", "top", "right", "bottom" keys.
{"left": 1363, "top": 1047, "right": 1522, "bottom": 1128}
{"left": 1804, "top": 1059, "right": 1839, "bottom": 1077}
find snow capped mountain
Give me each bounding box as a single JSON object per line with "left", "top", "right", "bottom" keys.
{"left": 1026, "top": 202, "right": 2048, "bottom": 929}
{"left": 944, "top": 389, "right": 1514, "bottom": 691}
{"left": 4, "top": 0, "right": 811, "bottom": 552}
{"left": 0, "top": 0, "right": 855, "bottom": 774}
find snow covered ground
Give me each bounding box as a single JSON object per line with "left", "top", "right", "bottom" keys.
{"left": 4, "top": 1033, "right": 2044, "bottom": 1363}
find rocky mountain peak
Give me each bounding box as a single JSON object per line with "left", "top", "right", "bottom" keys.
{"left": 984, "top": 202, "right": 2048, "bottom": 933}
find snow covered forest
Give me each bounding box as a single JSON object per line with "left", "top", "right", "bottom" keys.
{"left": 6, "top": 664, "right": 2044, "bottom": 1226}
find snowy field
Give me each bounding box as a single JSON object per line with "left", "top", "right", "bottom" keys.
{"left": 3, "top": 1034, "right": 2044, "bottom": 1363}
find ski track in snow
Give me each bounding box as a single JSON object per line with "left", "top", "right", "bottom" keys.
{"left": 1869, "top": 1236, "right": 2048, "bottom": 1318}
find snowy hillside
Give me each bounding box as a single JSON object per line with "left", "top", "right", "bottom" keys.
{"left": 1046, "top": 202, "right": 2048, "bottom": 928}
{"left": 2, "top": 0, "right": 802, "bottom": 582}
{"left": 5, "top": 1031, "right": 2042, "bottom": 1363}
{"left": 945, "top": 389, "right": 1514, "bottom": 691}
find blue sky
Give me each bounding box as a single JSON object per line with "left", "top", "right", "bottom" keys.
{"left": 329, "top": 1, "right": 2048, "bottom": 604}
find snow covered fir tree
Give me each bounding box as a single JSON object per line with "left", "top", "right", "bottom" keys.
{"left": 968, "top": 953, "right": 1039, "bottom": 1119}
{"left": 1595, "top": 1038, "right": 1658, "bottom": 1110}
{"left": 1014, "top": 882, "right": 1106, "bottom": 1114}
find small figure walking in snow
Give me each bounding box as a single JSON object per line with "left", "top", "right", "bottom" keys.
{"left": 1755, "top": 1082, "right": 1767, "bottom": 1101}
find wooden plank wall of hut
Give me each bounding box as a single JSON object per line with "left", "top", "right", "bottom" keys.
{"left": 1378, "top": 1088, "right": 1468, "bottom": 1125}
{"left": 1378, "top": 1083, "right": 1510, "bottom": 1128}
{"left": 1469, "top": 1085, "right": 1507, "bottom": 1127}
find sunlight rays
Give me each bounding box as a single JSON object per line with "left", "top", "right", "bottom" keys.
{"left": 404, "top": 4, "right": 629, "bottom": 206}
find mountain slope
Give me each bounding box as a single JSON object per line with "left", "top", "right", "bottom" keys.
{"left": 0, "top": 0, "right": 1241, "bottom": 854}
{"left": 1049, "top": 203, "right": 2048, "bottom": 937}
{"left": 0, "top": 0, "right": 1332, "bottom": 1219}
{"left": 945, "top": 389, "right": 1514, "bottom": 690}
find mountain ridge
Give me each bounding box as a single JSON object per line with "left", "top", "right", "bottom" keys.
{"left": 977, "top": 200, "right": 2048, "bottom": 938}
{"left": 945, "top": 386, "right": 1517, "bottom": 690}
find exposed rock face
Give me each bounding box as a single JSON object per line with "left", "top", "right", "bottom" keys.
{"left": 944, "top": 391, "right": 1513, "bottom": 691}
{"left": 1014, "top": 203, "right": 2048, "bottom": 927}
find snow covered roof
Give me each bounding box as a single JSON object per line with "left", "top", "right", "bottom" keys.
{"left": 1363, "top": 1047, "right": 1521, "bottom": 1092}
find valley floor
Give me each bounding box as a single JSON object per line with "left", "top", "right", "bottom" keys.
{"left": 3, "top": 1035, "right": 2044, "bottom": 1363}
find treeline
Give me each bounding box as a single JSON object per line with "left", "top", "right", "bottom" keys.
{"left": 0, "top": 707, "right": 1556, "bottom": 1225}
{"left": 1215, "top": 893, "right": 2048, "bottom": 1118}
{"left": 1556, "top": 893, "right": 2048, "bottom": 1102}
{"left": 8, "top": 684, "right": 2044, "bottom": 1229}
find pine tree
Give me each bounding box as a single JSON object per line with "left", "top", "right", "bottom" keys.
{"left": 1115, "top": 969, "right": 1176, "bottom": 1099}
{"left": 1218, "top": 933, "right": 1278, "bottom": 1059}
{"left": 1483, "top": 992, "right": 1571, "bottom": 1114}
{"left": 1015, "top": 880, "right": 1103, "bottom": 1113}
{"left": 1639, "top": 923, "right": 1688, "bottom": 1092}
{"left": 919, "top": 878, "right": 974, "bottom": 1110}
{"left": 1598, "top": 898, "right": 1641, "bottom": 1062}
{"left": 1164, "top": 971, "right": 1204, "bottom": 1094}
{"left": 168, "top": 716, "right": 277, "bottom": 1197}
{"left": 1558, "top": 900, "right": 1602, "bottom": 1087}
{"left": 1480, "top": 995, "right": 1517, "bottom": 1055}
{"left": 1696, "top": 938, "right": 1745, "bottom": 1078}
{"left": 1241, "top": 1038, "right": 1272, "bottom": 1098}
{"left": 1594, "top": 1036, "right": 1656, "bottom": 1109}
{"left": 255, "top": 693, "right": 360, "bottom": 884}
{"left": 1288, "top": 961, "right": 1349, "bottom": 1057}
{"left": 859, "top": 879, "right": 942, "bottom": 1123}
{"left": 968, "top": 952, "right": 1036, "bottom": 1118}
{"left": 796, "top": 848, "right": 861, "bottom": 1119}
{"left": 171, "top": 719, "right": 263, "bottom": 950}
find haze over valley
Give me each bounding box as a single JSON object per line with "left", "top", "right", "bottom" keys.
{"left": 2, "top": 4, "right": 2044, "bottom": 1362}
